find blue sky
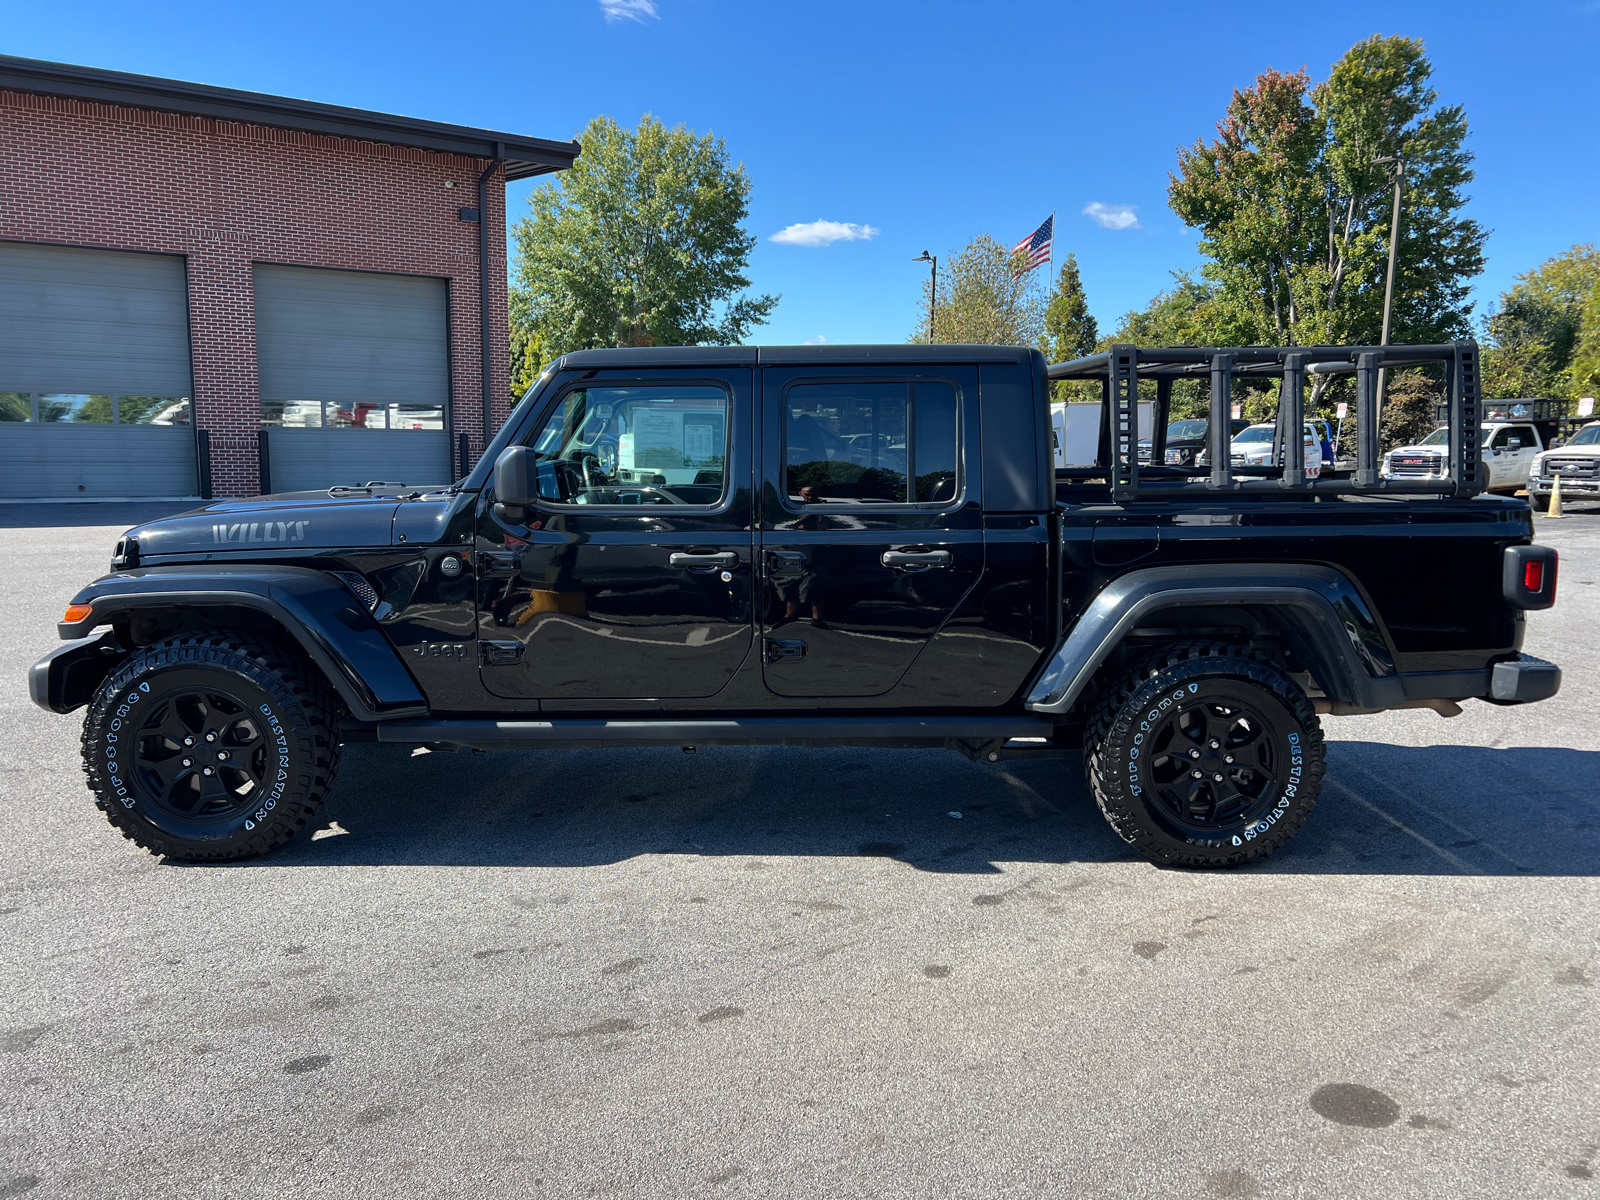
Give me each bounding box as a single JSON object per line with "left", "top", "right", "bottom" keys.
{"left": 7, "top": 0, "right": 1598, "bottom": 346}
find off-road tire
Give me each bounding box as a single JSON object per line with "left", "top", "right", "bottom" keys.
{"left": 1083, "top": 641, "right": 1325, "bottom": 868}
{"left": 1530, "top": 492, "right": 1551, "bottom": 513}
{"left": 81, "top": 634, "right": 341, "bottom": 861}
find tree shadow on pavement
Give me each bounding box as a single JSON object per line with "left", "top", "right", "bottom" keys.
{"left": 237, "top": 739, "right": 1600, "bottom": 877}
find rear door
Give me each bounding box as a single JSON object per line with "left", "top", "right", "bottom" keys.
{"left": 756, "top": 365, "right": 982, "bottom": 697}
{"left": 478, "top": 369, "right": 755, "bottom": 701}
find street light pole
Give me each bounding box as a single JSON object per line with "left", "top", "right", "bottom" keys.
{"left": 1373, "top": 154, "right": 1406, "bottom": 432}
{"left": 913, "top": 251, "right": 937, "bottom": 343}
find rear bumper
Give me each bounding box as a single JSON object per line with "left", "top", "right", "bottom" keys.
{"left": 29, "top": 629, "right": 128, "bottom": 714}
{"left": 1489, "top": 654, "right": 1561, "bottom": 704}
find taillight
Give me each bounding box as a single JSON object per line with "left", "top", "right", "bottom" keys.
{"left": 1504, "top": 546, "right": 1557, "bottom": 610}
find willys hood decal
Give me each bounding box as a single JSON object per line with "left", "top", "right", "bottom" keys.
{"left": 125, "top": 493, "right": 406, "bottom": 555}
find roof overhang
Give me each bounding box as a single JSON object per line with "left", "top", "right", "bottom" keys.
{"left": 0, "top": 54, "right": 579, "bottom": 180}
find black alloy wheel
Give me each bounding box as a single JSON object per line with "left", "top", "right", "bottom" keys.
{"left": 134, "top": 687, "right": 271, "bottom": 822}
{"left": 1084, "top": 641, "right": 1326, "bottom": 867}
{"left": 1138, "top": 694, "right": 1284, "bottom": 838}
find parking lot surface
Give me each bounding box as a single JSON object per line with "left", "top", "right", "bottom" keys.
{"left": 2, "top": 501, "right": 1597, "bottom": 1199}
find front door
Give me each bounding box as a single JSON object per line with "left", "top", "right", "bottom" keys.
{"left": 478, "top": 370, "right": 754, "bottom": 700}
{"left": 757, "top": 367, "right": 983, "bottom": 698}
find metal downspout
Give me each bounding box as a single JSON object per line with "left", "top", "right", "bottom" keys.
{"left": 477, "top": 143, "right": 506, "bottom": 457}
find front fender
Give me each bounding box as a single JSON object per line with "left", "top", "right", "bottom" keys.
{"left": 55, "top": 565, "right": 428, "bottom": 721}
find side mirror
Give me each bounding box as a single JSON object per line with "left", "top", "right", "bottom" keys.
{"left": 494, "top": 446, "right": 536, "bottom": 507}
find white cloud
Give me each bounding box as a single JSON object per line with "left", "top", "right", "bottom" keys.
{"left": 600, "top": 0, "right": 657, "bottom": 22}
{"left": 770, "top": 220, "right": 880, "bottom": 247}
{"left": 803, "top": 335, "right": 829, "bottom": 345}
{"left": 1083, "top": 202, "right": 1140, "bottom": 231}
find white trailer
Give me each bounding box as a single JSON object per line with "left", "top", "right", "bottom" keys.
{"left": 1050, "top": 402, "right": 1153, "bottom": 468}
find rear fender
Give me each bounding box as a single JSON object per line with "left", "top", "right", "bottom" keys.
{"left": 53, "top": 565, "right": 428, "bottom": 721}
{"left": 1026, "top": 564, "right": 1400, "bottom": 713}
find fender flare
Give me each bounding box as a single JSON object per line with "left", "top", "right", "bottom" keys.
{"left": 54, "top": 565, "right": 428, "bottom": 721}
{"left": 1025, "top": 564, "right": 1400, "bottom": 714}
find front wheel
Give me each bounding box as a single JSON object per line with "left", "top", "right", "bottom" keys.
{"left": 1084, "top": 642, "right": 1326, "bottom": 867}
{"left": 1530, "top": 491, "right": 1551, "bottom": 512}
{"left": 81, "top": 634, "right": 341, "bottom": 861}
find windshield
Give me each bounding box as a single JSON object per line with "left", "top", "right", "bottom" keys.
{"left": 1568, "top": 424, "right": 1600, "bottom": 447}
{"left": 1167, "top": 420, "right": 1208, "bottom": 439}
{"left": 1416, "top": 425, "right": 1504, "bottom": 447}
{"left": 1234, "top": 426, "right": 1274, "bottom": 443}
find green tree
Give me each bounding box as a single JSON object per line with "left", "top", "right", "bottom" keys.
{"left": 507, "top": 285, "right": 545, "bottom": 399}
{"left": 512, "top": 114, "right": 777, "bottom": 358}
{"left": 1039, "top": 253, "right": 1099, "bottom": 402}
{"left": 1481, "top": 244, "right": 1600, "bottom": 400}
{"left": 1168, "top": 35, "right": 1486, "bottom": 401}
{"left": 910, "top": 235, "right": 1045, "bottom": 346}
{"left": 1040, "top": 253, "right": 1098, "bottom": 362}
{"left": 1572, "top": 281, "right": 1600, "bottom": 398}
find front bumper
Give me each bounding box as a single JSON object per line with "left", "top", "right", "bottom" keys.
{"left": 1530, "top": 475, "right": 1600, "bottom": 496}
{"left": 29, "top": 629, "right": 129, "bottom": 714}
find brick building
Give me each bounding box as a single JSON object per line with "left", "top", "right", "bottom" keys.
{"left": 0, "top": 55, "right": 577, "bottom": 499}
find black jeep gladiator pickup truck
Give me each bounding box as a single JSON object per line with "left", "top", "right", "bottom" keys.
{"left": 31, "top": 341, "right": 1561, "bottom": 868}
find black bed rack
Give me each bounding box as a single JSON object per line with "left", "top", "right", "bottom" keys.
{"left": 1048, "top": 341, "right": 1482, "bottom": 502}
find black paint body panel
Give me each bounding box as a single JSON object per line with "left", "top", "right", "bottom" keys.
{"left": 42, "top": 347, "right": 1548, "bottom": 727}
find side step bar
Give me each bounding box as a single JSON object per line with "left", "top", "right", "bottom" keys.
{"left": 374, "top": 714, "right": 1060, "bottom": 753}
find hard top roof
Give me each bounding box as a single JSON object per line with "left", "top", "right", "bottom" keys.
{"left": 556, "top": 345, "right": 1038, "bottom": 370}
{"left": 0, "top": 54, "right": 579, "bottom": 180}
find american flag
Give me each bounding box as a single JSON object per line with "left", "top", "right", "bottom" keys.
{"left": 1011, "top": 213, "right": 1053, "bottom": 276}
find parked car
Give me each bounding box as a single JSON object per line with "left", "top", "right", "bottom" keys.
{"left": 1146, "top": 418, "right": 1250, "bottom": 468}
{"left": 1229, "top": 422, "right": 1325, "bottom": 478}
{"left": 1529, "top": 421, "right": 1600, "bottom": 510}
{"left": 31, "top": 341, "right": 1560, "bottom": 871}
{"left": 1383, "top": 420, "right": 1546, "bottom": 493}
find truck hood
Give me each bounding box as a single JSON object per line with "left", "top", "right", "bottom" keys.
{"left": 121, "top": 490, "right": 437, "bottom": 557}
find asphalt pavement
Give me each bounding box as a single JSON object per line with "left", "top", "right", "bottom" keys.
{"left": 2, "top": 500, "right": 1597, "bottom": 1199}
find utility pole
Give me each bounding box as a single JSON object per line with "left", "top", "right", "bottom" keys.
{"left": 913, "top": 251, "right": 937, "bottom": 343}
{"left": 1373, "top": 154, "right": 1406, "bottom": 433}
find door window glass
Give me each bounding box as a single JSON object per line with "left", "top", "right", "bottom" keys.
{"left": 37, "top": 394, "right": 113, "bottom": 423}
{"left": 527, "top": 384, "right": 729, "bottom": 506}
{"left": 0, "top": 393, "right": 31, "bottom": 422}
{"left": 913, "top": 382, "right": 958, "bottom": 503}
{"left": 118, "top": 396, "right": 191, "bottom": 425}
{"left": 785, "top": 381, "right": 959, "bottom": 505}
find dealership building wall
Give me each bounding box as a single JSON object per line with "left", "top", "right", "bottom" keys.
{"left": 0, "top": 57, "right": 576, "bottom": 499}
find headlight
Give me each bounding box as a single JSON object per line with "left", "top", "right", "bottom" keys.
{"left": 1165, "top": 449, "right": 1185, "bottom": 465}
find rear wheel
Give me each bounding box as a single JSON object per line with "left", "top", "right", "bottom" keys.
{"left": 1084, "top": 642, "right": 1325, "bottom": 867}
{"left": 81, "top": 634, "right": 340, "bottom": 861}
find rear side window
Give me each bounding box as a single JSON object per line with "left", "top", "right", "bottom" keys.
{"left": 784, "top": 381, "right": 958, "bottom": 505}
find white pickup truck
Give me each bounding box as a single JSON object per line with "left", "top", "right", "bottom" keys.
{"left": 1383, "top": 419, "right": 1546, "bottom": 493}
{"left": 1529, "top": 421, "right": 1600, "bottom": 511}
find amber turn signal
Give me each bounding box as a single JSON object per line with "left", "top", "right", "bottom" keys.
{"left": 62, "top": 603, "right": 93, "bottom": 623}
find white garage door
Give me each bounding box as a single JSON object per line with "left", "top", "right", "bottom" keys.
{"left": 254, "top": 264, "right": 451, "bottom": 493}
{"left": 0, "top": 241, "right": 197, "bottom": 499}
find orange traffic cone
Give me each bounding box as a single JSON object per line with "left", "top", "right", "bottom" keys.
{"left": 1548, "top": 472, "right": 1565, "bottom": 518}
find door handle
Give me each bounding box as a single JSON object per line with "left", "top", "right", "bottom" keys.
{"left": 881, "top": 549, "right": 953, "bottom": 569}
{"left": 765, "top": 549, "right": 808, "bottom": 575}
{"left": 669, "top": 551, "right": 738, "bottom": 570}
